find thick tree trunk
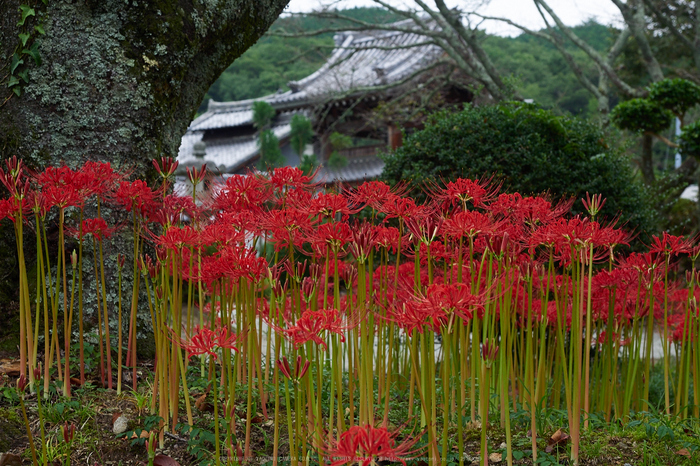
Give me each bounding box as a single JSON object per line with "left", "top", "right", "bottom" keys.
{"left": 0, "top": 0, "right": 288, "bottom": 357}
{"left": 0, "top": 0, "right": 289, "bottom": 170}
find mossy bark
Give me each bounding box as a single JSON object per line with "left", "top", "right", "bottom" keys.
{"left": 0, "top": 0, "right": 288, "bottom": 355}
{"left": 1, "top": 0, "right": 289, "bottom": 171}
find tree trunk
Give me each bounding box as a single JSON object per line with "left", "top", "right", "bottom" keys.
{"left": 0, "top": 0, "right": 288, "bottom": 354}
{"left": 1, "top": 0, "right": 288, "bottom": 171}
{"left": 640, "top": 133, "right": 656, "bottom": 184}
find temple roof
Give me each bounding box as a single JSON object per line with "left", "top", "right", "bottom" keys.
{"left": 178, "top": 20, "right": 441, "bottom": 181}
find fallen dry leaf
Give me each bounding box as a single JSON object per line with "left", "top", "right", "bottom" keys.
{"left": 0, "top": 453, "right": 22, "bottom": 466}
{"left": 153, "top": 455, "right": 180, "bottom": 466}
{"left": 546, "top": 429, "right": 570, "bottom": 453}
{"left": 195, "top": 393, "right": 213, "bottom": 412}
{"left": 0, "top": 360, "right": 20, "bottom": 377}
{"left": 676, "top": 448, "right": 691, "bottom": 458}
{"left": 488, "top": 452, "right": 502, "bottom": 463}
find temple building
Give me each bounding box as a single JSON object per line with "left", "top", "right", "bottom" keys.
{"left": 176, "top": 20, "right": 469, "bottom": 185}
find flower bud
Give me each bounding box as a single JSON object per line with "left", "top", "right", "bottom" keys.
{"left": 71, "top": 249, "right": 78, "bottom": 269}
{"left": 33, "top": 363, "right": 42, "bottom": 382}
{"left": 16, "top": 374, "right": 28, "bottom": 393}
{"left": 62, "top": 422, "right": 76, "bottom": 444}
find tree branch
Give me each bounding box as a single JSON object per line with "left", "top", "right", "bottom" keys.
{"left": 533, "top": 0, "right": 644, "bottom": 97}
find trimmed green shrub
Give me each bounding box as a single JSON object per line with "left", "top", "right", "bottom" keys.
{"left": 381, "top": 102, "right": 655, "bottom": 234}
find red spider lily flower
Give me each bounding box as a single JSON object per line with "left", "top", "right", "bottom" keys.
{"left": 443, "top": 210, "right": 497, "bottom": 240}
{"left": 649, "top": 232, "right": 694, "bottom": 257}
{"left": 262, "top": 208, "right": 316, "bottom": 251}
{"left": 0, "top": 156, "right": 26, "bottom": 196}
{"left": 199, "top": 213, "right": 246, "bottom": 247}
{"left": 36, "top": 166, "right": 83, "bottom": 210}
{"left": 264, "top": 166, "right": 319, "bottom": 191}
{"left": 212, "top": 174, "right": 271, "bottom": 213}
{"left": 153, "top": 157, "right": 179, "bottom": 181}
{"left": 346, "top": 180, "right": 409, "bottom": 211}
{"left": 16, "top": 374, "right": 28, "bottom": 393}
{"left": 426, "top": 175, "right": 501, "bottom": 210}
{"left": 373, "top": 225, "right": 401, "bottom": 253}
{"left": 421, "top": 283, "right": 483, "bottom": 328}
{"left": 79, "top": 218, "right": 117, "bottom": 241}
{"left": 150, "top": 193, "right": 201, "bottom": 226}
{"left": 62, "top": 422, "right": 77, "bottom": 444}
{"left": 178, "top": 326, "right": 241, "bottom": 360}
{"left": 582, "top": 192, "right": 606, "bottom": 218}
{"left": 187, "top": 164, "right": 207, "bottom": 187}
{"left": 79, "top": 161, "right": 121, "bottom": 198}
{"left": 380, "top": 195, "right": 426, "bottom": 221}
{"left": 323, "top": 424, "right": 425, "bottom": 466}
{"left": 153, "top": 225, "right": 199, "bottom": 251}
{"left": 481, "top": 338, "right": 499, "bottom": 368}
{"left": 308, "top": 192, "right": 357, "bottom": 220}
{"left": 283, "top": 308, "right": 352, "bottom": 350}
{"left": 112, "top": 180, "right": 157, "bottom": 215}
{"left": 276, "top": 355, "right": 310, "bottom": 383}
{"left": 309, "top": 221, "right": 352, "bottom": 256}
{"left": 405, "top": 213, "right": 442, "bottom": 245}
{"left": 349, "top": 221, "right": 377, "bottom": 264}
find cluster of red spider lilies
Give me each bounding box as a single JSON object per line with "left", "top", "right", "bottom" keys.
{"left": 3, "top": 155, "right": 699, "bottom": 466}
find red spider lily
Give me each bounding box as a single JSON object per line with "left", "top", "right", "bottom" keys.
{"left": 16, "top": 374, "right": 28, "bottom": 393}
{"left": 323, "top": 424, "right": 425, "bottom": 466}
{"left": 150, "top": 194, "right": 200, "bottom": 226}
{"left": 80, "top": 218, "right": 117, "bottom": 241}
{"left": 277, "top": 355, "right": 310, "bottom": 383}
{"left": 263, "top": 166, "right": 319, "bottom": 192}
{"left": 0, "top": 156, "right": 26, "bottom": 196}
{"left": 349, "top": 221, "right": 377, "bottom": 263}
{"left": 373, "top": 226, "right": 401, "bottom": 253}
{"left": 421, "top": 283, "right": 483, "bottom": 327}
{"left": 36, "top": 166, "right": 83, "bottom": 209}
{"left": 481, "top": 338, "right": 499, "bottom": 368}
{"left": 426, "top": 175, "right": 501, "bottom": 210}
{"left": 443, "top": 210, "right": 497, "bottom": 240}
{"left": 61, "top": 422, "right": 77, "bottom": 444}
{"left": 79, "top": 161, "right": 121, "bottom": 198}
{"left": 187, "top": 164, "right": 207, "bottom": 188}
{"left": 380, "top": 195, "right": 426, "bottom": 221}
{"left": 213, "top": 174, "right": 271, "bottom": 213}
{"left": 308, "top": 192, "right": 357, "bottom": 220}
{"left": 405, "top": 213, "right": 442, "bottom": 245}
{"left": 41, "top": 185, "right": 81, "bottom": 210}
{"left": 650, "top": 232, "right": 694, "bottom": 257}
{"left": 262, "top": 208, "right": 316, "bottom": 251}
{"left": 112, "top": 180, "right": 157, "bottom": 215}
{"left": 178, "top": 326, "right": 241, "bottom": 360}
{"left": 582, "top": 192, "right": 606, "bottom": 218}
{"left": 309, "top": 221, "right": 352, "bottom": 256}
{"left": 152, "top": 225, "right": 200, "bottom": 251}
{"left": 153, "top": 157, "right": 179, "bottom": 181}
{"left": 283, "top": 308, "right": 353, "bottom": 350}
{"left": 346, "top": 180, "right": 408, "bottom": 211}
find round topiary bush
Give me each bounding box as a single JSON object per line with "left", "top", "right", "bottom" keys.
{"left": 381, "top": 102, "right": 655, "bottom": 234}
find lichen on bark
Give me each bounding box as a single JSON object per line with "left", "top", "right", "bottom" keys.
{"left": 0, "top": 0, "right": 289, "bottom": 351}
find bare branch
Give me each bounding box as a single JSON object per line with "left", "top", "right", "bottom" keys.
{"left": 533, "top": 0, "right": 644, "bottom": 97}
{"left": 607, "top": 0, "right": 664, "bottom": 81}
{"left": 642, "top": 0, "right": 693, "bottom": 50}
{"left": 434, "top": 0, "right": 519, "bottom": 99}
